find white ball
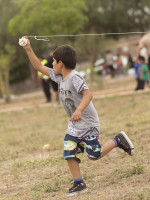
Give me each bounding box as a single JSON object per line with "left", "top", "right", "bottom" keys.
{"left": 19, "top": 37, "right": 27, "bottom": 46}
{"left": 43, "top": 144, "right": 50, "bottom": 151}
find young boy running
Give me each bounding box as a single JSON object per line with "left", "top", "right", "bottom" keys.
{"left": 20, "top": 37, "right": 134, "bottom": 196}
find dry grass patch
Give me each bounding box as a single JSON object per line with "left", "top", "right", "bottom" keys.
{"left": 0, "top": 84, "right": 150, "bottom": 199}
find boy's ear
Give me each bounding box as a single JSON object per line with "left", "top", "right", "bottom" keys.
{"left": 59, "top": 60, "right": 65, "bottom": 67}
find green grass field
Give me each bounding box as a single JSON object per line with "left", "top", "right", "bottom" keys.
{"left": 0, "top": 77, "right": 150, "bottom": 200}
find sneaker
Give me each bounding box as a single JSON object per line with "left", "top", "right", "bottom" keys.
{"left": 67, "top": 182, "right": 87, "bottom": 196}
{"left": 115, "top": 131, "right": 134, "bottom": 156}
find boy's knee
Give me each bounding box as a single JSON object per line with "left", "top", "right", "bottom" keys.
{"left": 87, "top": 147, "right": 102, "bottom": 161}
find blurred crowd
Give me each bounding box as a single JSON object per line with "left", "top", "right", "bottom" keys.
{"left": 94, "top": 33, "right": 150, "bottom": 91}
{"left": 94, "top": 47, "right": 134, "bottom": 78}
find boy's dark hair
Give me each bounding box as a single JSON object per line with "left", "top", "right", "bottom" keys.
{"left": 138, "top": 55, "right": 145, "bottom": 62}
{"left": 53, "top": 45, "right": 77, "bottom": 69}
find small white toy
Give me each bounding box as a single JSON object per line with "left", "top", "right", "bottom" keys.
{"left": 19, "top": 37, "right": 27, "bottom": 46}
{"left": 43, "top": 144, "right": 50, "bottom": 151}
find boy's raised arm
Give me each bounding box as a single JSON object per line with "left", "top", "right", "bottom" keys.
{"left": 20, "top": 36, "right": 50, "bottom": 77}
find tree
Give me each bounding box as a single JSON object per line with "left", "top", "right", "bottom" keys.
{"left": 84, "top": 0, "right": 150, "bottom": 34}
{"left": 7, "top": 0, "right": 88, "bottom": 88}
{"left": 0, "top": 45, "right": 15, "bottom": 102}
{"left": 8, "top": 0, "right": 87, "bottom": 36}
{"left": 74, "top": 34, "right": 106, "bottom": 65}
{"left": 0, "top": 0, "right": 88, "bottom": 101}
{"left": 0, "top": 0, "right": 20, "bottom": 101}
{"left": 78, "top": 0, "right": 150, "bottom": 72}
{"left": 0, "top": 0, "right": 19, "bottom": 50}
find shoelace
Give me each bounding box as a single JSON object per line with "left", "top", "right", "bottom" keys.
{"left": 69, "top": 183, "right": 79, "bottom": 191}
{"left": 119, "top": 141, "right": 130, "bottom": 152}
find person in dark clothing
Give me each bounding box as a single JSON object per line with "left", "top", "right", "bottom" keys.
{"left": 38, "top": 57, "right": 51, "bottom": 103}
{"left": 46, "top": 49, "right": 59, "bottom": 104}
{"left": 127, "top": 54, "right": 134, "bottom": 68}
{"left": 134, "top": 56, "right": 145, "bottom": 91}
{"left": 105, "top": 50, "right": 115, "bottom": 78}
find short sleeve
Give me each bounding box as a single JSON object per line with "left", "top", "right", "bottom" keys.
{"left": 72, "top": 74, "right": 89, "bottom": 93}
{"left": 49, "top": 68, "right": 61, "bottom": 83}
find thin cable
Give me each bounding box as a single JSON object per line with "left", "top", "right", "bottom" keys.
{"left": 27, "top": 31, "right": 150, "bottom": 41}
{"left": 34, "top": 36, "right": 50, "bottom": 41}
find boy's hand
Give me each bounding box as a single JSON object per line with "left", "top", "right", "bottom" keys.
{"left": 70, "top": 109, "right": 82, "bottom": 122}
{"left": 19, "top": 36, "right": 31, "bottom": 50}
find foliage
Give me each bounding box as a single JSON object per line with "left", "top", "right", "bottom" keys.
{"left": 1, "top": 0, "right": 150, "bottom": 96}
{"left": 84, "top": 0, "right": 150, "bottom": 34}
{"left": 0, "top": 0, "right": 19, "bottom": 50}
{"left": 0, "top": 0, "right": 87, "bottom": 98}
{"left": 6, "top": 0, "right": 88, "bottom": 86}
{"left": 0, "top": 54, "right": 10, "bottom": 97}
{"left": 74, "top": 34, "right": 106, "bottom": 64}
{"left": 75, "top": 0, "right": 150, "bottom": 71}
{"left": 8, "top": 0, "right": 88, "bottom": 36}
{"left": 0, "top": 44, "right": 15, "bottom": 101}
{"left": 0, "top": 0, "right": 30, "bottom": 97}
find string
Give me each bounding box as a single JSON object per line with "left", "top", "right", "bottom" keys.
{"left": 27, "top": 31, "right": 150, "bottom": 41}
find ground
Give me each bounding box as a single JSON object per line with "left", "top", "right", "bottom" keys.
{"left": 0, "top": 75, "right": 150, "bottom": 200}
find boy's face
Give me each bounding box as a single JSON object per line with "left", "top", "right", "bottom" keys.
{"left": 139, "top": 59, "right": 144, "bottom": 64}
{"left": 53, "top": 58, "right": 62, "bottom": 74}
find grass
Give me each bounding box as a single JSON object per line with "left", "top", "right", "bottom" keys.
{"left": 0, "top": 76, "right": 150, "bottom": 199}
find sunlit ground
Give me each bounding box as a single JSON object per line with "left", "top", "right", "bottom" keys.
{"left": 0, "top": 75, "right": 150, "bottom": 200}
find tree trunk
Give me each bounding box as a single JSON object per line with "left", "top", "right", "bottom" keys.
{"left": 4, "top": 69, "right": 11, "bottom": 103}
{"left": 0, "top": 74, "right": 5, "bottom": 98}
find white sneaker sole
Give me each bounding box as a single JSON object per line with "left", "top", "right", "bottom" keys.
{"left": 120, "top": 131, "right": 134, "bottom": 156}
{"left": 67, "top": 188, "right": 88, "bottom": 196}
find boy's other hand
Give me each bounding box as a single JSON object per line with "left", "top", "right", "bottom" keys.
{"left": 70, "top": 109, "right": 82, "bottom": 122}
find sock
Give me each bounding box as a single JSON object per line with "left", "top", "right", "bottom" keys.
{"left": 112, "top": 138, "right": 118, "bottom": 147}
{"left": 74, "top": 178, "right": 83, "bottom": 183}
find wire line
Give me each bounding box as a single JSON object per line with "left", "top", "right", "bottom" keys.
{"left": 26, "top": 31, "right": 150, "bottom": 41}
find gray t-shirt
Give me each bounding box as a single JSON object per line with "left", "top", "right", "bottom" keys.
{"left": 49, "top": 69, "right": 100, "bottom": 136}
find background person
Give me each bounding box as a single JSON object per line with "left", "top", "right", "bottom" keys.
{"left": 139, "top": 56, "right": 149, "bottom": 89}
{"left": 136, "top": 33, "right": 150, "bottom": 73}
{"left": 105, "top": 50, "right": 115, "bottom": 78}
{"left": 45, "top": 49, "right": 59, "bottom": 105}
{"left": 38, "top": 56, "right": 51, "bottom": 103}
{"left": 134, "top": 57, "right": 142, "bottom": 91}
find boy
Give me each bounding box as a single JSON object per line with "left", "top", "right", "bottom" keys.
{"left": 20, "top": 37, "right": 134, "bottom": 196}
{"left": 134, "top": 59, "right": 142, "bottom": 91}
{"left": 138, "top": 56, "right": 149, "bottom": 89}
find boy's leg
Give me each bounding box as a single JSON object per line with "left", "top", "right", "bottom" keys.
{"left": 64, "top": 134, "right": 87, "bottom": 195}
{"left": 86, "top": 136, "right": 115, "bottom": 160}
{"left": 100, "top": 131, "right": 134, "bottom": 159}
{"left": 88, "top": 131, "right": 134, "bottom": 161}
{"left": 100, "top": 140, "right": 116, "bottom": 158}
{"left": 113, "top": 131, "right": 134, "bottom": 155}
{"left": 66, "top": 159, "right": 87, "bottom": 196}
{"left": 67, "top": 158, "right": 82, "bottom": 179}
